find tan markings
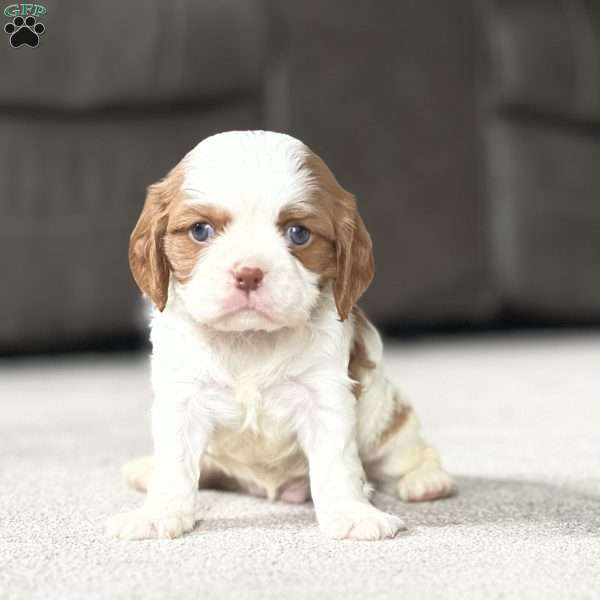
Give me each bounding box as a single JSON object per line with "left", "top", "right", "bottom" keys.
{"left": 128, "top": 163, "right": 185, "bottom": 311}
{"left": 167, "top": 204, "right": 232, "bottom": 235}
{"left": 294, "top": 236, "right": 337, "bottom": 280}
{"left": 302, "top": 151, "right": 375, "bottom": 320}
{"left": 129, "top": 159, "right": 235, "bottom": 306}
{"left": 162, "top": 233, "right": 202, "bottom": 284}
{"left": 164, "top": 205, "right": 232, "bottom": 283}
{"left": 378, "top": 402, "right": 412, "bottom": 447}
{"left": 348, "top": 306, "right": 376, "bottom": 397}
{"left": 277, "top": 205, "right": 333, "bottom": 239}
{"left": 277, "top": 205, "right": 337, "bottom": 282}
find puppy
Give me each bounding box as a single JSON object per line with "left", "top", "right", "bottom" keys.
{"left": 107, "top": 131, "right": 455, "bottom": 541}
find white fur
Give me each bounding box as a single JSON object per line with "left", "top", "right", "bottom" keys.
{"left": 106, "top": 131, "right": 452, "bottom": 541}
{"left": 178, "top": 131, "right": 320, "bottom": 332}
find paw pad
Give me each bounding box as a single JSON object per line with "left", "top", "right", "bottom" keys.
{"left": 4, "top": 16, "right": 45, "bottom": 48}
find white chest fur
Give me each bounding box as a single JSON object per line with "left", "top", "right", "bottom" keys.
{"left": 147, "top": 299, "right": 353, "bottom": 497}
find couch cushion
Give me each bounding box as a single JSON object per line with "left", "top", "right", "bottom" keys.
{"left": 0, "top": 0, "right": 266, "bottom": 110}
{"left": 487, "top": 115, "right": 600, "bottom": 318}
{"left": 0, "top": 101, "right": 261, "bottom": 351}
{"left": 273, "top": 0, "right": 498, "bottom": 323}
{"left": 483, "top": 0, "right": 600, "bottom": 123}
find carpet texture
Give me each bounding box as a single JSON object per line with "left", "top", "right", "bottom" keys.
{"left": 1, "top": 333, "right": 599, "bottom": 599}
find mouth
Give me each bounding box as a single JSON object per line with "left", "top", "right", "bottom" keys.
{"left": 211, "top": 302, "right": 279, "bottom": 325}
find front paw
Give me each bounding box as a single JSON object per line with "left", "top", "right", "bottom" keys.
{"left": 318, "top": 503, "right": 406, "bottom": 541}
{"left": 106, "top": 509, "right": 196, "bottom": 540}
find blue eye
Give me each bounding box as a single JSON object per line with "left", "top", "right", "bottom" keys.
{"left": 190, "top": 222, "right": 215, "bottom": 242}
{"left": 286, "top": 225, "right": 311, "bottom": 246}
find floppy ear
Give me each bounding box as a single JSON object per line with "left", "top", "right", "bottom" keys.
{"left": 128, "top": 166, "right": 182, "bottom": 311}
{"left": 333, "top": 192, "right": 375, "bottom": 320}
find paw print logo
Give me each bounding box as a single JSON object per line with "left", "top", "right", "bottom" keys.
{"left": 4, "top": 15, "right": 45, "bottom": 48}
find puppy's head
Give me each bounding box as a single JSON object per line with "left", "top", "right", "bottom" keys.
{"left": 129, "top": 131, "right": 374, "bottom": 332}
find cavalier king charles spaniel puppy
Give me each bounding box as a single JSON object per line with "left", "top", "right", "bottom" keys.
{"left": 106, "top": 130, "right": 455, "bottom": 541}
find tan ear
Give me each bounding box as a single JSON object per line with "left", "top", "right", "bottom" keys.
{"left": 128, "top": 166, "right": 182, "bottom": 311}
{"left": 304, "top": 150, "right": 375, "bottom": 320}
{"left": 333, "top": 192, "right": 375, "bottom": 320}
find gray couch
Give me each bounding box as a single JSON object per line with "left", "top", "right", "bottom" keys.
{"left": 0, "top": 0, "right": 266, "bottom": 350}
{"left": 274, "top": 0, "right": 600, "bottom": 324}
{"left": 2, "top": 0, "right": 599, "bottom": 351}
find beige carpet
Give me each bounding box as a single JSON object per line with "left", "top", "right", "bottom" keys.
{"left": 1, "top": 333, "right": 599, "bottom": 599}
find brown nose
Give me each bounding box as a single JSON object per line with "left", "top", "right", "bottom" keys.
{"left": 234, "top": 267, "right": 264, "bottom": 292}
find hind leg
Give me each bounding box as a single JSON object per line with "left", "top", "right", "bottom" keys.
{"left": 364, "top": 408, "right": 456, "bottom": 502}
{"left": 122, "top": 456, "right": 310, "bottom": 504}
{"left": 395, "top": 445, "right": 456, "bottom": 502}
{"left": 122, "top": 455, "right": 154, "bottom": 492}
{"left": 122, "top": 455, "right": 241, "bottom": 494}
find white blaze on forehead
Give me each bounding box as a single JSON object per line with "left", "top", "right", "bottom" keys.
{"left": 181, "top": 131, "right": 315, "bottom": 218}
